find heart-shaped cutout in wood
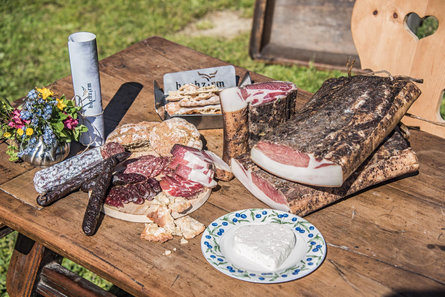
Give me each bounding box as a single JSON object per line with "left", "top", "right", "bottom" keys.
{"left": 405, "top": 13, "right": 439, "bottom": 39}
{"left": 351, "top": 0, "right": 445, "bottom": 138}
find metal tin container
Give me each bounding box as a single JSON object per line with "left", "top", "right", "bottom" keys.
{"left": 154, "top": 66, "right": 251, "bottom": 130}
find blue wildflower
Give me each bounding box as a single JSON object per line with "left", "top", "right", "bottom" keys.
{"left": 27, "top": 89, "right": 38, "bottom": 100}
{"left": 43, "top": 105, "right": 53, "bottom": 119}
{"left": 31, "top": 116, "right": 39, "bottom": 127}
{"left": 20, "top": 110, "right": 31, "bottom": 121}
{"left": 43, "top": 126, "right": 55, "bottom": 145}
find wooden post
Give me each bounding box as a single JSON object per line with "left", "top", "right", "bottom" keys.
{"left": 6, "top": 233, "right": 62, "bottom": 297}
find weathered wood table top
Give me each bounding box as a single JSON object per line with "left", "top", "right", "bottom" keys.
{"left": 1, "top": 36, "right": 444, "bottom": 297}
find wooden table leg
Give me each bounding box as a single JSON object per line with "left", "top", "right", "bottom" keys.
{"left": 6, "top": 233, "right": 62, "bottom": 297}
{"left": 36, "top": 262, "right": 116, "bottom": 297}
{"left": 6, "top": 233, "right": 125, "bottom": 297}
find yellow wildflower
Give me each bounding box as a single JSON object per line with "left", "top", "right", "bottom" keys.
{"left": 26, "top": 128, "right": 34, "bottom": 136}
{"left": 56, "top": 98, "right": 66, "bottom": 110}
{"left": 17, "top": 128, "right": 24, "bottom": 136}
{"left": 37, "top": 88, "right": 54, "bottom": 100}
{"left": 3, "top": 132, "right": 11, "bottom": 138}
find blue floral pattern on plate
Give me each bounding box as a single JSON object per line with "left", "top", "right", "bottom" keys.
{"left": 200, "top": 208, "right": 326, "bottom": 283}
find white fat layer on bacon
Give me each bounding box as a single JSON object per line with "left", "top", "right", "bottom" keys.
{"left": 250, "top": 147, "right": 344, "bottom": 187}
{"left": 205, "top": 150, "right": 232, "bottom": 173}
{"left": 220, "top": 87, "right": 246, "bottom": 112}
{"left": 231, "top": 158, "right": 290, "bottom": 212}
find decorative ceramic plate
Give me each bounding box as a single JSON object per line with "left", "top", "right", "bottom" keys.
{"left": 201, "top": 208, "right": 326, "bottom": 283}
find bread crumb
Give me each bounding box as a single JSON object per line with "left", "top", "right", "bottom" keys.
{"left": 173, "top": 248, "right": 177, "bottom": 252}
{"left": 180, "top": 238, "right": 189, "bottom": 245}
{"left": 164, "top": 249, "right": 172, "bottom": 256}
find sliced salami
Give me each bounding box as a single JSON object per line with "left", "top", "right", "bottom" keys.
{"left": 105, "top": 177, "right": 161, "bottom": 208}
{"left": 123, "top": 155, "right": 170, "bottom": 178}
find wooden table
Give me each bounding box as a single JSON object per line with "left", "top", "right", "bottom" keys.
{"left": 1, "top": 37, "right": 444, "bottom": 297}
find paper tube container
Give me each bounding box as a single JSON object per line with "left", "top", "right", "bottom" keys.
{"left": 68, "top": 32, "right": 104, "bottom": 146}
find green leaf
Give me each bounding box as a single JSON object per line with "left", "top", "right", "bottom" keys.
{"left": 52, "top": 121, "right": 65, "bottom": 133}
{"left": 73, "top": 128, "right": 80, "bottom": 140}
{"left": 58, "top": 112, "right": 69, "bottom": 121}
{"left": 66, "top": 100, "right": 75, "bottom": 107}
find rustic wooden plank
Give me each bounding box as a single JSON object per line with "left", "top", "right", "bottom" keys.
{"left": 1, "top": 186, "right": 443, "bottom": 296}
{"left": 307, "top": 184, "right": 445, "bottom": 283}
{"left": 0, "top": 142, "right": 34, "bottom": 185}
{"left": 37, "top": 262, "right": 115, "bottom": 297}
{"left": 381, "top": 129, "right": 445, "bottom": 207}
{"left": 1, "top": 36, "right": 444, "bottom": 296}
{"left": 6, "top": 234, "right": 62, "bottom": 297}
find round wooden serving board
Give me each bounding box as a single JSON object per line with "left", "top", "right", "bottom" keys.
{"left": 100, "top": 188, "right": 212, "bottom": 223}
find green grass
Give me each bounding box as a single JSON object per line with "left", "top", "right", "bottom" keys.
{"left": 0, "top": 0, "right": 254, "bottom": 101}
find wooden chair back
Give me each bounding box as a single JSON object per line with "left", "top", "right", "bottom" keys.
{"left": 351, "top": 0, "right": 445, "bottom": 138}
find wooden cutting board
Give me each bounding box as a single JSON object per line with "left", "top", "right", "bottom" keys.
{"left": 351, "top": 0, "right": 445, "bottom": 138}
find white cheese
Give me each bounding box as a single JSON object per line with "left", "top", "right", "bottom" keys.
{"left": 232, "top": 224, "right": 296, "bottom": 271}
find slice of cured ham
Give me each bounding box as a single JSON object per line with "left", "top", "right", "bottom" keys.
{"left": 233, "top": 129, "right": 419, "bottom": 215}
{"left": 220, "top": 81, "right": 297, "bottom": 165}
{"left": 251, "top": 75, "right": 421, "bottom": 187}
{"left": 160, "top": 174, "right": 204, "bottom": 198}
{"left": 174, "top": 163, "right": 216, "bottom": 188}
{"left": 169, "top": 144, "right": 213, "bottom": 169}
{"left": 168, "top": 144, "right": 217, "bottom": 188}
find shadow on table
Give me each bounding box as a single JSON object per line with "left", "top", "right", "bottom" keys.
{"left": 103, "top": 82, "right": 143, "bottom": 138}
{"left": 385, "top": 290, "right": 445, "bottom": 297}
{"left": 69, "top": 82, "right": 142, "bottom": 156}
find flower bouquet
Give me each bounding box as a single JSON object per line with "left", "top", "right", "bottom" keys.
{"left": 0, "top": 87, "right": 88, "bottom": 163}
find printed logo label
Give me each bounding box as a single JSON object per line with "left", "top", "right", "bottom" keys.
{"left": 163, "top": 66, "right": 236, "bottom": 93}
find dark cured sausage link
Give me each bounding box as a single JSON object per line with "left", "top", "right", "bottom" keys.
{"left": 80, "top": 178, "right": 97, "bottom": 193}
{"left": 37, "top": 161, "right": 105, "bottom": 206}
{"left": 112, "top": 173, "right": 146, "bottom": 186}
{"left": 82, "top": 156, "right": 119, "bottom": 236}
{"left": 147, "top": 178, "right": 162, "bottom": 193}
{"left": 36, "top": 151, "right": 130, "bottom": 206}
{"left": 113, "top": 158, "right": 139, "bottom": 174}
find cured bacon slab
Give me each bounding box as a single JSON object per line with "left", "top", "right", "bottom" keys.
{"left": 220, "top": 81, "right": 297, "bottom": 165}
{"left": 233, "top": 129, "right": 419, "bottom": 215}
{"left": 251, "top": 76, "right": 421, "bottom": 187}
